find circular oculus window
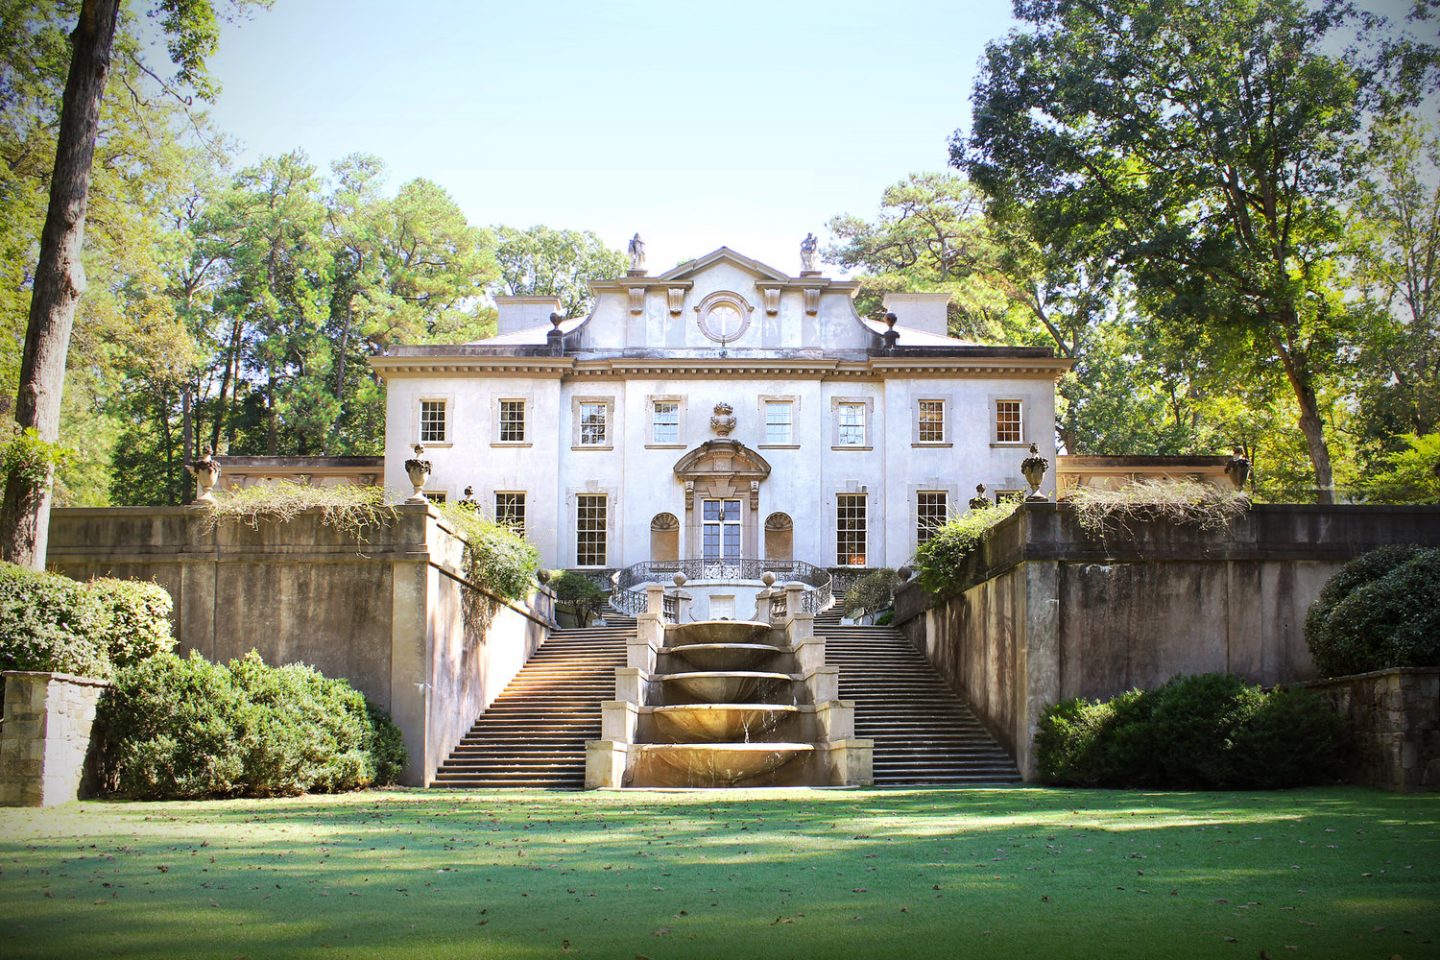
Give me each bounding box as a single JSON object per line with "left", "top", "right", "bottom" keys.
{"left": 697, "top": 296, "right": 751, "bottom": 343}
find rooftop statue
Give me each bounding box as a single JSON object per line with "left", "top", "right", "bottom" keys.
{"left": 800, "top": 232, "right": 818, "bottom": 273}
{"left": 627, "top": 232, "right": 646, "bottom": 272}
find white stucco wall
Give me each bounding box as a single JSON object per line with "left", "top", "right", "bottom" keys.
{"left": 377, "top": 247, "right": 1067, "bottom": 573}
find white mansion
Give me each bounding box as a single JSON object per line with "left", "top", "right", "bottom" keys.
{"left": 372, "top": 244, "right": 1070, "bottom": 578}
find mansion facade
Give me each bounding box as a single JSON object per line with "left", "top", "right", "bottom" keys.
{"left": 372, "top": 246, "right": 1070, "bottom": 576}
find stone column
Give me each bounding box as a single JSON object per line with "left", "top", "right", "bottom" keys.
{"left": 0, "top": 671, "right": 110, "bottom": 807}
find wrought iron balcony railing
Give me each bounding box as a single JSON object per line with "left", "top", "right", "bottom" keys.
{"left": 606, "top": 558, "right": 833, "bottom": 620}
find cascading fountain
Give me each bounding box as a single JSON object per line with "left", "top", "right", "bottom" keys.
{"left": 586, "top": 581, "right": 873, "bottom": 788}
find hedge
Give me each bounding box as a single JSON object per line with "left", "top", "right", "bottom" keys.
{"left": 1035, "top": 673, "right": 1351, "bottom": 789}
{"left": 0, "top": 564, "right": 176, "bottom": 695}
{"left": 99, "top": 651, "right": 406, "bottom": 799}
{"left": 0, "top": 563, "right": 111, "bottom": 681}
{"left": 1305, "top": 545, "right": 1440, "bottom": 678}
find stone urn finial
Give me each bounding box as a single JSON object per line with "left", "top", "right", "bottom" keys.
{"left": 969, "top": 482, "right": 990, "bottom": 510}
{"left": 710, "top": 401, "right": 736, "bottom": 436}
{"left": 1225, "top": 447, "right": 1251, "bottom": 492}
{"left": 404, "top": 443, "right": 432, "bottom": 503}
{"left": 185, "top": 445, "right": 221, "bottom": 504}
{"left": 1021, "top": 443, "right": 1049, "bottom": 501}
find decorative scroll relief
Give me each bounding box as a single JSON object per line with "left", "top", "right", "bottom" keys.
{"left": 803, "top": 288, "right": 820, "bottom": 316}
{"left": 628, "top": 287, "right": 645, "bottom": 315}
{"left": 761, "top": 287, "right": 780, "bottom": 316}
{"left": 667, "top": 287, "right": 686, "bottom": 316}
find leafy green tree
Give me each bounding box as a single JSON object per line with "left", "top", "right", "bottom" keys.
{"left": 492, "top": 225, "right": 626, "bottom": 316}
{"left": 1349, "top": 116, "right": 1440, "bottom": 464}
{"left": 1, "top": 0, "right": 270, "bottom": 566}
{"left": 959, "top": 0, "right": 1437, "bottom": 503}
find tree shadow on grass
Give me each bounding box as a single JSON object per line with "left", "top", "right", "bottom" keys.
{"left": 2, "top": 786, "right": 1437, "bottom": 959}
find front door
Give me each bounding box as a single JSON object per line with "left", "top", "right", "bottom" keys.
{"left": 701, "top": 499, "right": 742, "bottom": 570}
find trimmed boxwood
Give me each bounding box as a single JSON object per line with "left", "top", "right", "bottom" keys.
{"left": 1305, "top": 546, "right": 1440, "bottom": 678}
{"left": 88, "top": 577, "right": 175, "bottom": 668}
{"left": 0, "top": 562, "right": 112, "bottom": 681}
{"left": 99, "top": 650, "right": 407, "bottom": 799}
{"left": 1036, "top": 674, "right": 1350, "bottom": 789}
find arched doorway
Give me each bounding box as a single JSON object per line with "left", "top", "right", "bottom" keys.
{"left": 672, "top": 440, "right": 772, "bottom": 561}
{"left": 650, "top": 512, "right": 679, "bottom": 562}
{"left": 764, "top": 512, "right": 793, "bottom": 562}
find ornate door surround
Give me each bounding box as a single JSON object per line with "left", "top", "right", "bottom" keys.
{"left": 672, "top": 440, "right": 772, "bottom": 565}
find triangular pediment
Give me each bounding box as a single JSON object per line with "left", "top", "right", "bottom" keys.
{"left": 657, "top": 247, "right": 791, "bottom": 283}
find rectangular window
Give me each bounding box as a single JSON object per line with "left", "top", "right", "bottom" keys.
{"left": 995, "top": 400, "right": 1023, "bottom": 444}
{"left": 917, "top": 491, "right": 948, "bottom": 544}
{"left": 837, "top": 402, "right": 866, "bottom": 447}
{"left": 419, "top": 400, "right": 447, "bottom": 444}
{"left": 764, "top": 401, "right": 794, "bottom": 444}
{"left": 498, "top": 399, "right": 526, "bottom": 443}
{"left": 918, "top": 399, "right": 945, "bottom": 443}
{"left": 576, "top": 494, "right": 607, "bottom": 566}
{"left": 423, "top": 491, "right": 447, "bottom": 504}
{"left": 495, "top": 492, "right": 526, "bottom": 537}
{"left": 579, "top": 402, "right": 608, "bottom": 446}
{"left": 652, "top": 401, "right": 679, "bottom": 444}
{"left": 836, "top": 493, "right": 867, "bottom": 566}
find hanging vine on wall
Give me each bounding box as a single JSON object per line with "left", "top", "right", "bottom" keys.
{"left": 1066, "top": 479, "right": 1249, "bottom": 540}
{"left": 201, "top": 482, "right": 397, "bottom": 542}
{"left": 435, "top": 503, "right": 540, "bottom": 637}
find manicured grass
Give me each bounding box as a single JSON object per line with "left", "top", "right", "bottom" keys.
{"left": 1, "top": 787, "right": 1436, "bottom": 959}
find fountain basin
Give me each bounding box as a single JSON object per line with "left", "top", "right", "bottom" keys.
{"left": 635, "top": 742, "right": 815, "bottom": 786}
{"left": 660, "top": 671, "right": 794, "bottom": 704}
{"left": 666, "top": 620, "right": 775, "bottom": 647}
{"left": 664, "top": 642, "right": 793, "bottom": 672}
{"left": 650, "top": 703, "right": 800, "bottom": 742}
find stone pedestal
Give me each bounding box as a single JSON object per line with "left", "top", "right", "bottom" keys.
{"left": 0, "top": 671, "right": 109, "bottom": 807}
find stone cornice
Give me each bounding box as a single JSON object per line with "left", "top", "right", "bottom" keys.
{"left": 371, "top": 352, "right": 1073, "bottom": 381}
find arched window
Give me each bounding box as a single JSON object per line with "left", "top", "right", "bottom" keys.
{"left": 764, "top": 512, "right": 793, "bottom": 563}
{"left": 650, "top": 512, "right": 680, "bottom": 562}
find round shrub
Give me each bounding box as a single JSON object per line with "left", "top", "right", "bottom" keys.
{"left": 0, "top": 562, "right": 110, "bottom": 681}
{"left": 1306, "top": 547, "right": 1440, "bottom": 677}
{"left": 99, "top": 650, "right": 407, "bottom": 799}
{"left": 99, "top": 652, "right": 246, "bottom": 799}
{"left": 88, "top": 577, "right": 175, "bottom": 668}
{"left": 1147, "top": 673, "right": 1264, "bottom": 787}
{"left": 1229, "top": 687, "right": 1353, "bottom": 788}
{"left": 1035, "top": 673, "right": 1351, "bottom": 790}
{"left": 843, "top": 568, "right": 899, "bottom": 618}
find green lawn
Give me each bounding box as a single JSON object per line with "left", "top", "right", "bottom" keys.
{"left": 1, "top": 787, "right": 1436, "bottom": 959}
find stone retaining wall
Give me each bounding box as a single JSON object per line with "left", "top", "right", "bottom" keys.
{"left": 893, "top": 503, "right": 1440, "bottom": 779}
{"left": 46, "top": 504, "right": 554, "bottom": 786}
{"left": 1304, "top": 668, "right": 1440, "bottom": 792}
{"left": 0, "top": 672, "right": 109, "bottom": 806}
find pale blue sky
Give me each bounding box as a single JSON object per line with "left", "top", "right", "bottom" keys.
{"left": 196, "top": 0, "right": 1018, "bottom": 274}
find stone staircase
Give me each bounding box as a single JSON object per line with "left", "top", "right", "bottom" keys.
{"left": 816, "top": 610, "right": 1022, "bottom": 785}
{"left": 431, "top": 623, "right": 631, "bottom": 788}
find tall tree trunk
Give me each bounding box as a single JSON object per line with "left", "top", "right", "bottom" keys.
{"left": 210, "top": 317, "right": 242, "bottom": 454}
{"left": 0, "top": 0, "right": 120, "bottom": 569}
{"left": 327, "top": 297, "right": 352, "bottom": 456}
{"left": 1272, "top": 331, "right": 1336, "bottom": 504}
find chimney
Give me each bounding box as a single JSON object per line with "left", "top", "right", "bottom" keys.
{"left": 882, "top": 292, "right": 952, "bottom": 338}
{"left": 494, "top": 295, "right": 563, "bottom": 335}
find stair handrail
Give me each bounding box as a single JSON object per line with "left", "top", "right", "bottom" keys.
{"left": 607, "top": 558, "right": 833, "bottom": 618}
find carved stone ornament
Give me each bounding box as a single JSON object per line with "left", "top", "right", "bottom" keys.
{"left": 761, "top": 287, "right": 780, "bottom": 316}
{"left": 404, "top": 443, "right": 432, "bottom": 503}
{"left": 710, "top": 402, "right": 737, "bottom": 436}
{"left": 1021, "top": 443, "right": 1050, "bottom": 501}
{"left": 1225, "top": 448, "right": 1251, "bottom": 492}
{"left": 667, "top": 287, "right": 686, "bottom": 316}
{"left": 803, "top": 287, "right": 820, "bottom": 316}
{"left": 628, "top": 287, "right": 645, "bottom": 315}
{"left": 968, "top": 483, "right": 990, "bottom": 511}
{"left": 185, "top": 445, "right": 222, "bottom": 504}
